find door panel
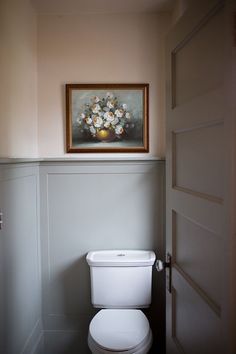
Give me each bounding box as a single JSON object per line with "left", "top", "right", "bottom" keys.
{"left": 165, "top": 0, "right": 234, "bottom": 353}
{"left": 172, "top": 271, "right": 222, "bottom": 354}
{"left": 173, "top": 7, "right": 224, "bottom": 107}
{"left": 173, "top": 122, "right": 224, "bottom": 200}
{"left": 173, "top": 211, "right": 222, "bottom": 309}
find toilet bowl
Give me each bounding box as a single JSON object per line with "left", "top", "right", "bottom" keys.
{"left": 86, "top": 250, "right": 156, "bottom": 354}
{"left": 88, "top": 309, "right": 152, "bottom": 354}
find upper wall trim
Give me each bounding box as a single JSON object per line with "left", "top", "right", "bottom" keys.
{"left": 0, "top": 157, "right": 165, "bottom": 166}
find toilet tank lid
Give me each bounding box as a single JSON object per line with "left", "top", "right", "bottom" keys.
{"left": 86, "top": 250, "right": 156, "bottom": 267}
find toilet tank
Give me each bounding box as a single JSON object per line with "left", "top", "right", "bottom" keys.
{"left": 86, "top": 250, "right": 156, "bottom": 308}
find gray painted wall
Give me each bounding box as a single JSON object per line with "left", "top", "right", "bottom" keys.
{"left": 39, "top": 160, "right": 165, "bottom": 353}
{"left": 0, "top": 164, "right": 42, "bottom": 354}
{"left": 0, "top": 160, "right": 165, "bottom": 354}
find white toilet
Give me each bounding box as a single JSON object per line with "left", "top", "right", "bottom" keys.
{"left": 86, "top": 250, "right": 156, "bottom": 354}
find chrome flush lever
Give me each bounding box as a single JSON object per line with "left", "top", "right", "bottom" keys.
{"left": 155, "top": 253, "right": 172, "bottom": 293}
{"left": 155, "top": 253, "right": 171, "bottom": 271}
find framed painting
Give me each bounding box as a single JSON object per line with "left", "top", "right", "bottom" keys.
{"left": 66, "top": 83, "right": 149, "bottom": 153}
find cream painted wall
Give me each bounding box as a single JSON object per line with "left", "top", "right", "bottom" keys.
{"left": 37, "top": 12, "right": 171, "bottom": 158}
{"left": 0, "top": 0, "right": 38, "bottom": 157}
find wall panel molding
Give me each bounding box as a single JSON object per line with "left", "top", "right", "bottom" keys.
{"left": 39, "top": 160, "right": 165, "bottom": 352}
{"left": 0, "top": 160, "right": 165, "bottom": 353}
{"left": 0, "top": 164, "right": 42, "bottom": 354}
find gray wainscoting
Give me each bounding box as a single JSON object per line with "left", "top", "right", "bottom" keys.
{"left": 0, "top": 164, "right": 42, "bottom": 354}
{"left": 0, "top": 159, "right": 165, "bottom": 354}
{"left": 39, "top": 160, "right": 165, "bottom": 354}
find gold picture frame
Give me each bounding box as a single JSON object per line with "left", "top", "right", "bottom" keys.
{"left": 66, "top": 83, "right": 149, "bottom": 153}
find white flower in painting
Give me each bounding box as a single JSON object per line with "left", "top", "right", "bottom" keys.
{"left": 90, "top": 126, "right": 96, "bottom": 135}
{"left": 104, "top": 121, "right": 110, "bottom": 128}
{"left": 93, "top": 96, "right": 100, "bottom": 103}
{"left": 92, "top": 103, "right": 101, "bottom": 113}
{"left": 107, "top": 100, "right": 115, "bottom": 109}
{"left": 115, "top": 109, "right": 124, "bottom": 118}
{"left": 93, "top": 116, "right": 103, "bottom": 128}
{"left": 115, "top": 125, "right": 124, "bottom": 135}
{"left": 104, "top": 111, "right": 115, "bottom": 122}
{"left": 111, "top": 117, "right": 119, "bottom": 126}
{"left": 85, "top": 117, "right": 92, "bottom": 125}
{"left": 79, "top": 92, "right": 132, "bottom": 139}
{"left": 106, "top": 92, "right": 114, "bottom": 99}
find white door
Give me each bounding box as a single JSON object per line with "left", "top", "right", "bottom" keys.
{"left": 165, "top": 0, "right": 236, "bottom": 353}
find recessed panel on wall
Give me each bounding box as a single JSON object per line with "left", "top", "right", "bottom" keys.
{"left": 45, "top": 167, "right": 161, "bottom": 318}
{"left": 173, "top": 211, "right": 222, "bottom": 313}
{"left": 0, "top": 167, "right": 41, "bottom": 354}
{"left": 40, "top": 161, "right": 165, "bottom": 353}
{"left": 172, "top": 8, "right": 224, "bottom": 107}
{"left": 172, "top": 272, "right": 222, "bottom": 354}
{"left": 173, "top": 122, "right": 223, "bottom": 201}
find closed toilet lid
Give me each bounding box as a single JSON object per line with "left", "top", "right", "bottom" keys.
{"left": 89, "top": 309, "right": 150, "bottom": 352}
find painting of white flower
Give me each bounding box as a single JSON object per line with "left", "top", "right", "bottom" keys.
{"left": 75, "top": 92, "right": 137, "bottom": 142}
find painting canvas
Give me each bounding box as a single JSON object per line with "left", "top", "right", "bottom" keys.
{"left": 66, "top": 84, "right": 149, "bottom": 153}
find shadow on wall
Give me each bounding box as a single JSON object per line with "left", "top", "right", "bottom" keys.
{"left": 45, "top": 256, "right": 96, "bottom": 354}
{"left": 62, "top": 256, "right": 91, "bottom": 317}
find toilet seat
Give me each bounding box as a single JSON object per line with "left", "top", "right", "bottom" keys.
{"left": 88, "top": 331, "right": 152, "bottom": 354}
{"left": 88, "top": 309, "right": 152, "bottom": 354}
